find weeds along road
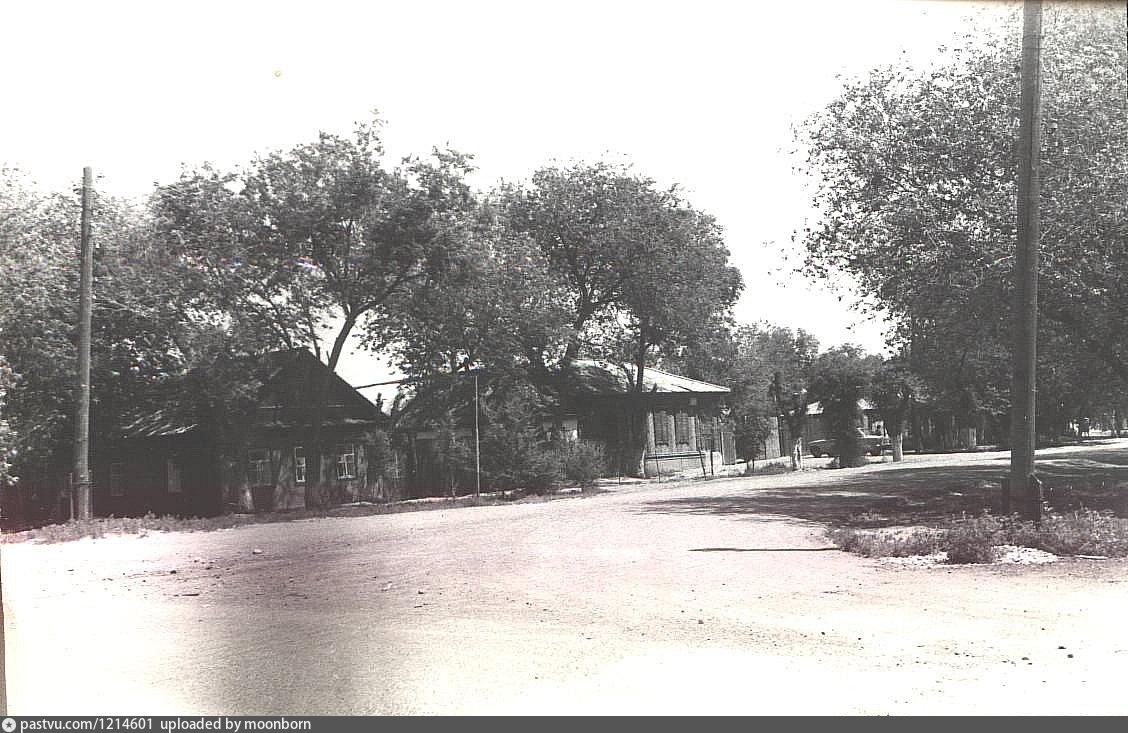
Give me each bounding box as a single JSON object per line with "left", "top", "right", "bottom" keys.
{"left": 5, "top": 442, "right": 1128, "bottom": 715}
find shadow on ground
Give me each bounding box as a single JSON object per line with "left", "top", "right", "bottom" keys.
{"left": 640, "top": 445, "right": 1128, "bottom": 528}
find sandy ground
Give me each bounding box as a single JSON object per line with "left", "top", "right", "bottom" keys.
{"left": 4, "top": 444, "right": 1128, "bottom": 715}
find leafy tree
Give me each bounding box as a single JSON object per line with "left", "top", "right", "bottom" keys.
{"left": 501, "top": 162, "right": 742, "bottom": 473}
{"left": 868, "top": 357, "right": 922, "bottom": 461}
{"left": 794, "top": 3, "right": 1128, "bottom": 438}
{"left": 446, "top": 379, "right": 563, "bottom": 494}
{"left": 501, "top": 163, "right": 660, "bottom": 366}
{"left": 152, "top": 118, "right": 477, "bottom": 507}
{"left": 807, "top": 346, "right": 881, "bottom": 468}
{"left": 0, "top": 169, "right": 214, "bottom": 521}
{"left": 769, "top": 371, "right": 809, "bottom": 470}
{"left": 669, "top": 323, "right": 818, "bottom": 468}
{"left": 375, "top": 216, "right": 572, "bottom": 388}
{"left": 0, "top": 356, "right": 17, "bottom": 487}
{"left": 0, "top": 177, "right": 78, "bottom": 490}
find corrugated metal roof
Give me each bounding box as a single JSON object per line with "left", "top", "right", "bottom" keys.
{"left": 569, "top": 359, "right": 729, "bottom": 395}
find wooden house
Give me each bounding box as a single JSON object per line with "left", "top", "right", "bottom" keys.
{"left": 562, "top": 360, "right": 735, "bottom": 477}
{"left": 94, "top": 349, "right": 398, "bottom": 517}
{"left": 398, "top": 360, "right": 736, "bottom": 494}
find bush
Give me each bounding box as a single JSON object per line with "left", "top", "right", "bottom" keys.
{"left": 446, "top": 382, "right": 565, "bottom": 495}
{"left": 827, "top": 526, "right": 942, "bottom": 558}
{"left": 1022, "top": 509, "right": 1128, "bottom": 557}
{"left": 942, "top": 513, "right": 1003, "bottom": 564}
{"left": 555, "top": 439, "right": 607, "bottom": 489}
{"left": 828, "top": 508, "right": 1128, "bottom": 564}
{"left": 508, "top": 445, "right": 565, "bottom": 494}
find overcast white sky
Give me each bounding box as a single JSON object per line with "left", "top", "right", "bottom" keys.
{"left": 1, "top": 0, "right": 1009, "bottom": 389}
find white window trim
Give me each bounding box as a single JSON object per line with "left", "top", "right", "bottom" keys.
{"left": 336, "top": 444, "right": 357, "bottom": 480}
{"left": 294, "top": 446, "right": 306, "bottom": 484}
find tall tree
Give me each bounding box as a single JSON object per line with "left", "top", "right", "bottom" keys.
{"left": 0, "top": 356, "right": 17, "bottom": 488}
{"left": 374, "top": 217, "right": 571, "bottom": 386}
{"left": 0, "top": 169, "right": 209, "bottom": 521}
{"left": 793, "top": 2, "right": 1128, "bottom": 434}
{"left": 807, "top": 346, "right": 881, "bottom": 469}
{"left": 668, "top": 323, "right": 819, "bottom": 467}
{"left": 501, "top": 162, "right": 742, "bottom": 473}
{"left": 153, "top": 118, "right": 477, "bottom": 506}
{"left": 868, "top": 357, "right": 921, "bottom": 462}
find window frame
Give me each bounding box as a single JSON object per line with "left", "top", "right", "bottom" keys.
{"left": 109, "top": 462, "right": 125, "bottom": 497}
{"left": 248, "top": 448, "right": 272, "bottom": 488}
{"left": 652, "top": 411, "right": 671, "bottom": 446}
{"left": 293, "top": 446, "right": 307, "bottom": 484}
{"left": 166, "top": 459, "right": 182, "bottom": 494}
{"left": 674, "top": 412, "right": 694, "bottom": 445}
{"left": 335, "top": 443, "right": 357, "bottom": 480}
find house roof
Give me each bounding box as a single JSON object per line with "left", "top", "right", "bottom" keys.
{"left": 393, "top": 360, "right": 730, "bottom": 433}
{"left": 567, "top": 359, "right": 729, "bottom": 396}
{"left": 115, "top": 348, "right": 380, "bottom": 439}
{"left": 119, "top": 406, "right": 199, "bottom": 439}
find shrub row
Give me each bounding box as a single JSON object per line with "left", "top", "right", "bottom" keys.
{"left": 829, "top": 509, "right": 1128, "bottom": 564}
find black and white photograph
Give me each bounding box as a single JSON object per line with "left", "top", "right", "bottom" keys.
{"left": 1, "top": 0, "right": 1126, "bottom": 716}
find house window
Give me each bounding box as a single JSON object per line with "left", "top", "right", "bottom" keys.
{"left": 109, "top": 462, "right": 125, "bottom": 497}
{"left": 166, "top": 460, "right": 182, "bottom": 494}
{"left": 675, "top": 412, "right": 694, "bottom": 445}
{"left": 294, "top": 446, "right": 307, "bottom": 484}
{"left": 653, "top": 411, "right": 670, "bottom": 445}
{"left": 336, "top": 444, "right": 356, "bottom": 480}
{"left": 248, "top": 449, "right": 271, "bottom": 487}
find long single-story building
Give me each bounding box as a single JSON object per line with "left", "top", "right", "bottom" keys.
{"left": 398, "top": 360, "right": 737, "bottom": 495}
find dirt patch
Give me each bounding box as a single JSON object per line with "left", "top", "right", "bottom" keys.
{"left": 6, "top": 441, "right": 1128, "bottom": 714}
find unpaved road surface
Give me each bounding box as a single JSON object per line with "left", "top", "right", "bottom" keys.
{"left": 5, "top": 443, "right": 1128, "bottom": 715}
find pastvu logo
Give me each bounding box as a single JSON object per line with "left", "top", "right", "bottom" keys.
{"left": 2, "top": 717, "right": 16, "bottom": 732}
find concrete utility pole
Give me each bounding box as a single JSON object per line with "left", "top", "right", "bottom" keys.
{"left": 74, "top": 167, "right": 94, "bottom": 520}
{"left": 1008, "top": 0, "right": 1043, "bottom": 521}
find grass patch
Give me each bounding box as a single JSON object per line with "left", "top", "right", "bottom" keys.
{"left": 827, "top": 525, "right": 943, "bottom": 558}
{"left": 828, "top": 508, "right": 1128, "bottom": 564}
{"left": 749, "top": 462, "right": 794, "bottom": 476}
{"left": 1, "top": 491, "right": 571, "bottom": 544}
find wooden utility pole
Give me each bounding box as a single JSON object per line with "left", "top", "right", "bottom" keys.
{"left": 1008, "top": 0, "right": 1043, "bottom": 521}
{"left": 473, "top": 371, "right": 481, "bottom": 498}
{"left": 74, "top": 167, "right": 94, "bottom": 520}
{"left": 0, "top": 559, "right": 6, "bottom": 714}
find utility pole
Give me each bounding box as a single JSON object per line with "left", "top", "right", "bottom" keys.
{"left": 1008, "top": 0, "right": 1043, "bottom": 521}
{"left": 473, "top": 371, "right": 481, "bottom": 498}
{"left": 74, "top": 167, "right": 94, "bottom": 520}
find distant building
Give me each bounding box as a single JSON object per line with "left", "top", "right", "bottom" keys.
{"left": 778, "top": 398, "right": 883, "bottom": 457}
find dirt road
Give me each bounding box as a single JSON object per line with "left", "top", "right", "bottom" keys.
{"left": 5, "top": 443, "right": 1128, "bottom": 715}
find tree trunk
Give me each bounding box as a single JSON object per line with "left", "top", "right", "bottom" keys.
{"left": 911, "top": 401, "right": 924, "bottom": 454}
{"left": 620, "top": 326, "right": 651, "bottom": 478}
{"left": 891, "top": 431, "right": 904, "bottom": 462}
{"left": 621, "top": 406, "right": 648, "bottom": 477}
{"left": 305, "top": 312, "right": 358, "bottom": 509}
